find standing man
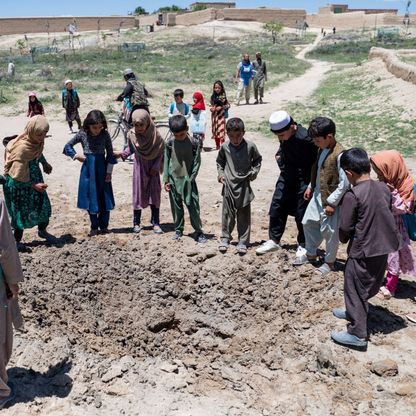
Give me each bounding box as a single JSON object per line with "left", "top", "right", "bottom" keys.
{"left": 256, "top": 111, "right": 317, "bottom": 256}
{"left": 235, "top": 53, "right": 254, "bottom": 106}
{"left": 252, "top": 52, "right": 267, "bottom": 104}
{"left": 117, "top": 68, "right": 149, "bottom": 123}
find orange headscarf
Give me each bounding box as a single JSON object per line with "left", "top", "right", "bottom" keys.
{"left": 370, "top": 150, "right": 414, "bottom": 204}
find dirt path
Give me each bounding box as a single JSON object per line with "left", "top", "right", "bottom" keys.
{"left": 1, "top": 38, "right": 416, "bottom": 416}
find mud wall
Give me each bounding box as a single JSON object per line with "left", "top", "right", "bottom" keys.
{"left": 369, "top": 47, "right": 416, "bottom": 85}
{"left": 0, "top": 16, "right": 136, "bottom": 36}
{"left": 175, "top": 9, "right": 217, "bottom": 26}
{"left": 307, "top": 11, "right": 394, "bottom": 29}
{"left": 222, "top": 8, "right": 306, "bottom": 28}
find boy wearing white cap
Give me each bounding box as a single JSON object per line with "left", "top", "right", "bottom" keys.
{"left": 62, "top": 79, "right": 81, "bottom": 133}
{"left": 256, "top": 111, "right": 317, "bottom": 255}
{"left": 294, "top": 117, "right": 349, "bottom": 275}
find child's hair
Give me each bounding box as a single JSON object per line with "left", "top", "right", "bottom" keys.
{"left": 173, "top": 89, "right": 184, "bottom": 98}
{"left": 169, "top": 115, "right": 188, "bottom": 133}
{"left": 226, "top": 117, "right": 245, "bottom": 132}
{"left": 308, "top": 117, "right": 336, "bottom": 138}
{"left": 83, "top": 110, "right": 107, "bottom": 132}
{"left": 212, "top": 80, "right": 225, "bottom": 94}
{"left": 340, "top": 148, "right": 371, "bottom": 174}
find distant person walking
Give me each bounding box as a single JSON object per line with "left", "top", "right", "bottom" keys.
{"left": 235, "top": 53, "right": 254, "bottom": 106}
{"left": 7, "top": 62, "right": 15, "bottom": 79}
{"left": 62, "top": 79, "right": 81, "bottom": 134}
{"left": 252, "top": 52, "right": 267, "bottom": 104}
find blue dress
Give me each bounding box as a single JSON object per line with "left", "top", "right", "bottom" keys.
{"left": 63, "top": 130, "right": 116, "bottom": 214}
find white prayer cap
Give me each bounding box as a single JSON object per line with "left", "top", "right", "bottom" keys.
{"left": 269, "top": 110, "right": 292, "bottom": 133}
{"left": 64, "top": 79, "right": 72, "bottom": 85}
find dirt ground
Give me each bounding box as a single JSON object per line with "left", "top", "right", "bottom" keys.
{"left": 0, "top": 24, "right": 416, "bottom": 416}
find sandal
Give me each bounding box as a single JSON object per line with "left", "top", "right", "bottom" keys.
{"left": 406, "top": 313, "right": 416, "bottom": 323}
{"left": 316, "top": 263, "right": 334, "bottom": 276}
{"left": 218, "top": 239, "right": 229, "bottom": 253}
{"left": 376, "top": 286, "right": 392, "bottom": 300}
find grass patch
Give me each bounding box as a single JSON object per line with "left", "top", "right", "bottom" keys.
{"left": 0, "top": 32, "right": 310, "bottom": 119}
{"left": 307, "top": 33, "right": 416, "bottom": 64}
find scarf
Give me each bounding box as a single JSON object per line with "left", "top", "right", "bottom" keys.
{"left": 127, "top": 109, "right": 165, "bottom": 161}
{"left": 192, "top": 91, "right": 205, "bottom": 111}
{"left": 4, "top": 115, "right": 49, "bottom": 182}
{"left": 370, "top": 150, "right": 414, "bottom": 204}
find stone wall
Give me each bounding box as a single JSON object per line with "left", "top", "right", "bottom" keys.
{"left": 369, "top": 47, "right": 416, "bottom": 85}
{"left": 222, "top": 8, "right": 306, "bottom": 28}
{"left": 0, "top": 16, "right": 135, "bottom": 36}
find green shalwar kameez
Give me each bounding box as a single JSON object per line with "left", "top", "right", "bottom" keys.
{"left": 216, "top": 139, "right": 262, "bottom": 245}
{"left": 163, "top": 136, "right": 203, "bottom": 233}
{"left": 3, "top": 155, "right": 51, "bottom": 232}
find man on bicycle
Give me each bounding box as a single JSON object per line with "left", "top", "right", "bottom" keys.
{"left": 116, "top": 69, "right": 149, "bottom": 124}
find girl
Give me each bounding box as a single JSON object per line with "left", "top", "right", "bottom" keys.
{"left": 190, "top": 91, "right": 207, "bottom": 143}
{"left": 370, "top": 150, "right": 416, "bottom": 299}
{"left": 3, "top": 115, "right": 53, "bottom": 244}
{"left": 210, "top": 80, "right": 230, "bottom": 150}
{"left": 27, "top": 92, "right": 45, "bottom": 118}
{"left": 114, "top": 109, "right": 164, "bottom": 234}
{"left": 63, "top": 110, "right": 116, "bottom": 236}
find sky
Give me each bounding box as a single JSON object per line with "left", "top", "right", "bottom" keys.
{"left": 0, "top": 1, "right": 411, "bottom": 17}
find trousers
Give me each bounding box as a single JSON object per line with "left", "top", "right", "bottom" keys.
{"left": 221, "top": 203, "right": 251, "bottom": 245}
{"left": 169, "top": 186, "right": 202, "bottom": 233}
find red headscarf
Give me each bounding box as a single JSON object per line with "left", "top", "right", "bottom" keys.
{"left": 192, "top": 91, "right": 205, "bottom": 111}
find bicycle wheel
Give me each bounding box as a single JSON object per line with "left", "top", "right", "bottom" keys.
{"left": 108, "top": 119, "right": 120, "bottom": 141}
{"left": 155, "top": 122, "right": 171, "bottom": 142}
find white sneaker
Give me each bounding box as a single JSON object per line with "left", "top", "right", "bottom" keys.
{"left": 256, "top": 239, "right": 280, "bottom": 255}
{"left": 296, "top": 246, "right": 307, "bottom": 257}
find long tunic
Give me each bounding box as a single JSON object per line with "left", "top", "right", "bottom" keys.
{"left": 163, "top": 136, "right": 201, "bottom": 205}
{"left": 3, "top": 156, "right": 51, "bottom": 230}
{"left": 121, "top": 146, "right": 162, "bottom": 210}
{"left": 63, "top": 131, "right": 116, "bottom": 213}
{"left": 216, "top": 139, "right": 262, "bottom": 209}
{"left": 0, "top": 199, "right": 24, "bottom": 400}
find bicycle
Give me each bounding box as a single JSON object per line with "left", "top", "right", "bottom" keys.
{"left": 108, "top": 112, "right": 172, "bottom": 149}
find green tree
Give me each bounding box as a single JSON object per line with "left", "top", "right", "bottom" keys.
{"left": 263, "top": 21, "right": 284, "bottom": 44}
{"left": 134, "top": 6, "right": 148, "bottom": 15}
{"left": 193, "top": 5, "right": 207, "bottom": 11}
{"left": 16, "top": 39, "right": 27, "bottom": 55}
{"left": 158, "top": 5, "right": 182, "bottom": 12}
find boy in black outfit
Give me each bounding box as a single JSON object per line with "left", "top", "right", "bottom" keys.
{"left": 331, "top": 148, "right": 400, "bottom": 349}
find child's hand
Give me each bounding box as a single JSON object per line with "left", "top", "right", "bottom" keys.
{"left": 113, "top": 150, "right": 123, "bottom": 159}
{"left": 324, "top": 205, "right": 335, "bottom": 216}
{"left": 164, "top": 183, "right": 171, "bottom": 192}
{"left": 32, "top": 183, "right": 48, "bottom": 193}
{"left": 219, "top": 176, "right": 225, "bottom": 184}
{"left": 304, "top": 188, "right": 312, "bottom": 201}
{"left": 75, "top": 154, "right": 86, "bottom": 163}
{"left": 150, "top": 168, "right": 159, "bottom": 177}
{"left": 105, "top": 173, "right": 112, "bottom": 183}
{"left": 42, "top": 162, "right": 53, "bottom": 174}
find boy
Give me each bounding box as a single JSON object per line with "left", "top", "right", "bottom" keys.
{"left": 61, "top": 79, "right": 81, "bottom": 134}
{"left": 164, "top": 115, "right": 206, "bottom": 243}
{"left": 294, "top": 117, "right": 349, "bottom": 274}
{"left": 331, "top": 148, "right": 400, "bottom": 349}
{"left": 216, "top": 118, "right": 262, "bottom": 254}
{"left": 168, "top": 89, "right": 190, "bottom": 119}
{"left": 0, "top": 198, "right": 24, "bottom": 409}
{"left": 256, "top": 111, "right": 317, "bottom": 256}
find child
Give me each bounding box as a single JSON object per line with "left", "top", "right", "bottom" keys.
{"left": 331, "top": 148, "right": 400, "bottom": 349}
{"left": 294, "top": 117, "right": 349, "bottom": 275}
{"left": 27, "top": 91, "right": 45, "bottom": 117}
{"left": 114, "top": 109, "right": 165, "bottom": 234}
{"left": 216, "top": 118, "right": 262, "bottom": 254}
{"left": 63, "top": 110, "right": 116, "bottom": 236}
{"left": 210, "top": 80, "right": 230, "bottom": 150}
{"left": 62, "top": 79, "right": 81, "bottom": 134}
{"left": 3, "top": 115, "right": 54, "bottom": 245}
{"left": 163, "top": 115, "right": 206, "bottom": 243}
{"left": 370, "top": 150, "right": 416, "bottom": 299}
{"left": 256, "top": 111, "right": 317, "bottom": 256}
{"left": 189, "top": 91, "right": 207, "bottom": 142}
{"left": 168, "top": 89, "right": 190, "bottom": 119}
{"left": 0, "top": 197, "right": 24, "bottom": 409}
